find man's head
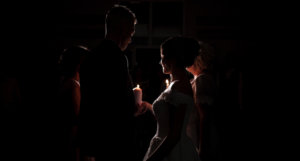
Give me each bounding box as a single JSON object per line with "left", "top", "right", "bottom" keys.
{"left": 105, "top": 5, "right": 137, "bottom": 51}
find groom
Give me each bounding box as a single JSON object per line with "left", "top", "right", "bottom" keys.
{"left": 77, "top": 5, "right": 141, "bottom": 160}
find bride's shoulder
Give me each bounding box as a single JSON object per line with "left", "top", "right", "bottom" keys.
{"left": 161, "top": 84, "right": 194, "bottom": 107}
{"left": 160, "top": 80, "right": 194, "bottom": 104}
{"left": 170, "top": 80, "right": 193, "bottom": 98}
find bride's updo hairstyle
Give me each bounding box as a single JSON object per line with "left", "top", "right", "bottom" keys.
{"left": 194, "top": 41, "right": 215, "bottom": 72}
{"left": 161, "top": 36, "right": 200, "bottom": 69}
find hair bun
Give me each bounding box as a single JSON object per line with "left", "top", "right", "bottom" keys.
{"left": 161, "top": 36, "right": 201, "bottom": 68}
{"left": 180, "top": 38, "right": 201, "bottom": 67}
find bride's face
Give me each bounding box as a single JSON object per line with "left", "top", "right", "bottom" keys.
{"left": 159, "top": 49, "right": 172, "bottom": 74}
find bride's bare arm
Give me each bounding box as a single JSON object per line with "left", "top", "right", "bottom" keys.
{"left": 144, "top": 102, "right": 157, "bottom": 121}
{"left": 144, "top": 101, "right": 153, "bottom": 113}
{"left": 70, "top": 86, "right": 81, "bottom": 116}
{"left": 145, "top": 103, "right": 187, "bottom": 161}
{"left": 196, "top": 102, "right": 211, "bottom": 159}
{"left": 63, "top": 86, "right": 81, "bottom": 117}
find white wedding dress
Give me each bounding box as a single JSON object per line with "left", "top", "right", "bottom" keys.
{"left": 143, "top": 81, "right": 201, "bottom": 161}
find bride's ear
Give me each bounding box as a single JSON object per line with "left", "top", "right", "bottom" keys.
{"left": 171, "top": 58, "right": 176, "bottom": 71}
{"left": 172, "top": 58, "right": 177, "bottom": 66}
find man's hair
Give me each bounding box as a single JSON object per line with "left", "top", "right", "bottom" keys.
{"left": 105, "top": 4, "right": 137, "bottom": 34}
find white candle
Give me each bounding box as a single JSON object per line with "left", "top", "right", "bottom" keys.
{"left": 166, "top": 79, "right": 169, "bottom": 88}
{"left": 133, "top": 84, "right": 142, "bottom": 105}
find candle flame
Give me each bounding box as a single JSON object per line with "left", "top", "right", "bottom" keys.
{"left": 166, "top": 79, "right": 169, "bottom": 84}
{"left": 137, "top": 84, "right": 139, "bottom": 88}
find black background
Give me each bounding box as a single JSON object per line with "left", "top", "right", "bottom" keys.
{"left": 1, "top": 0, "right": 279, "bottom": 160}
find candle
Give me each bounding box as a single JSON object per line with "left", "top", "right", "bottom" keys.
{"left": 133, "top": 84, "right": 142, "bottom": 105}
{"left": 166, "top": 79, "right": 169, "bottom": 88}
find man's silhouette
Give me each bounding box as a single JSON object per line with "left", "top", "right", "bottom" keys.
{"left": 77, "top": 5, "right": 138, "bottom": 160}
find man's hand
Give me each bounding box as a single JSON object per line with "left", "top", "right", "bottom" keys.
{"left": 141, "top": 101, "right": 152, "bottom": 112}
{"left": 135, "top": 103, "right": 142, "bottom": 116}
{"left": 134, "top": 102, "right": 146, "bottom": 116}
{"left": 134, "top": 101, "right": 151, "bottom": 116}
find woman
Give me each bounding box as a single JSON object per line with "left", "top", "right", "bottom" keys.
{"left": 58, "top": 45, "right": 89, "bottom": 161}
{"left": 139, "top": 36, "right": 200, "bottom": 161}
{"left": 185, "top": 41, "right": 220, "bottom": 161}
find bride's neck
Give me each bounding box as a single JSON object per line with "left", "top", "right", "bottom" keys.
{"left": 170, "top": 68, "right": 187, "bottom": 82}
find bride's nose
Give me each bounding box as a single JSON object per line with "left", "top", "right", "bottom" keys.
{"left": 159, "top": 59, "right": 162, "bottom": 65}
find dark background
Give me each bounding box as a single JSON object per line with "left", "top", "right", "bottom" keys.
{"left": 2, "top": 0, "right": 275, "bottom": 160}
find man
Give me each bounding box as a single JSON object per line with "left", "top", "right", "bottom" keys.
{"left": 77, "top": 5, "right": 141, "bottom": 160}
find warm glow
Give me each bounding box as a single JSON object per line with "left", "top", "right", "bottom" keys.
{"left": 166, "top": 79, "right": 169, "bottom": 88}
{"left": 137, "top": 84, "right": 139, "bottom": 88}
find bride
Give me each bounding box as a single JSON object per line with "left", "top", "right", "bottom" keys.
{"left": 138, "top": 36, "right": 201, "bottom": 161}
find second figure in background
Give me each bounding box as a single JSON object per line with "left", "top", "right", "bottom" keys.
{"left": 58, "top": 45, "right": 89, "bottom": 161}
{"left": 186, "top": 41, "right": 221, "bottom": 161}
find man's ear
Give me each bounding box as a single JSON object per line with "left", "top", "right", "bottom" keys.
{"left": 121, "top": 23, "right": 127, "bottom": 34}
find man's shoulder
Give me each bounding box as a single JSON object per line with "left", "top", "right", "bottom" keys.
{"left": 92, "top": 39, "right": 121, "bottom": 52}
{"left": 90, "top": 41, "right": 106, "bottom": 53}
